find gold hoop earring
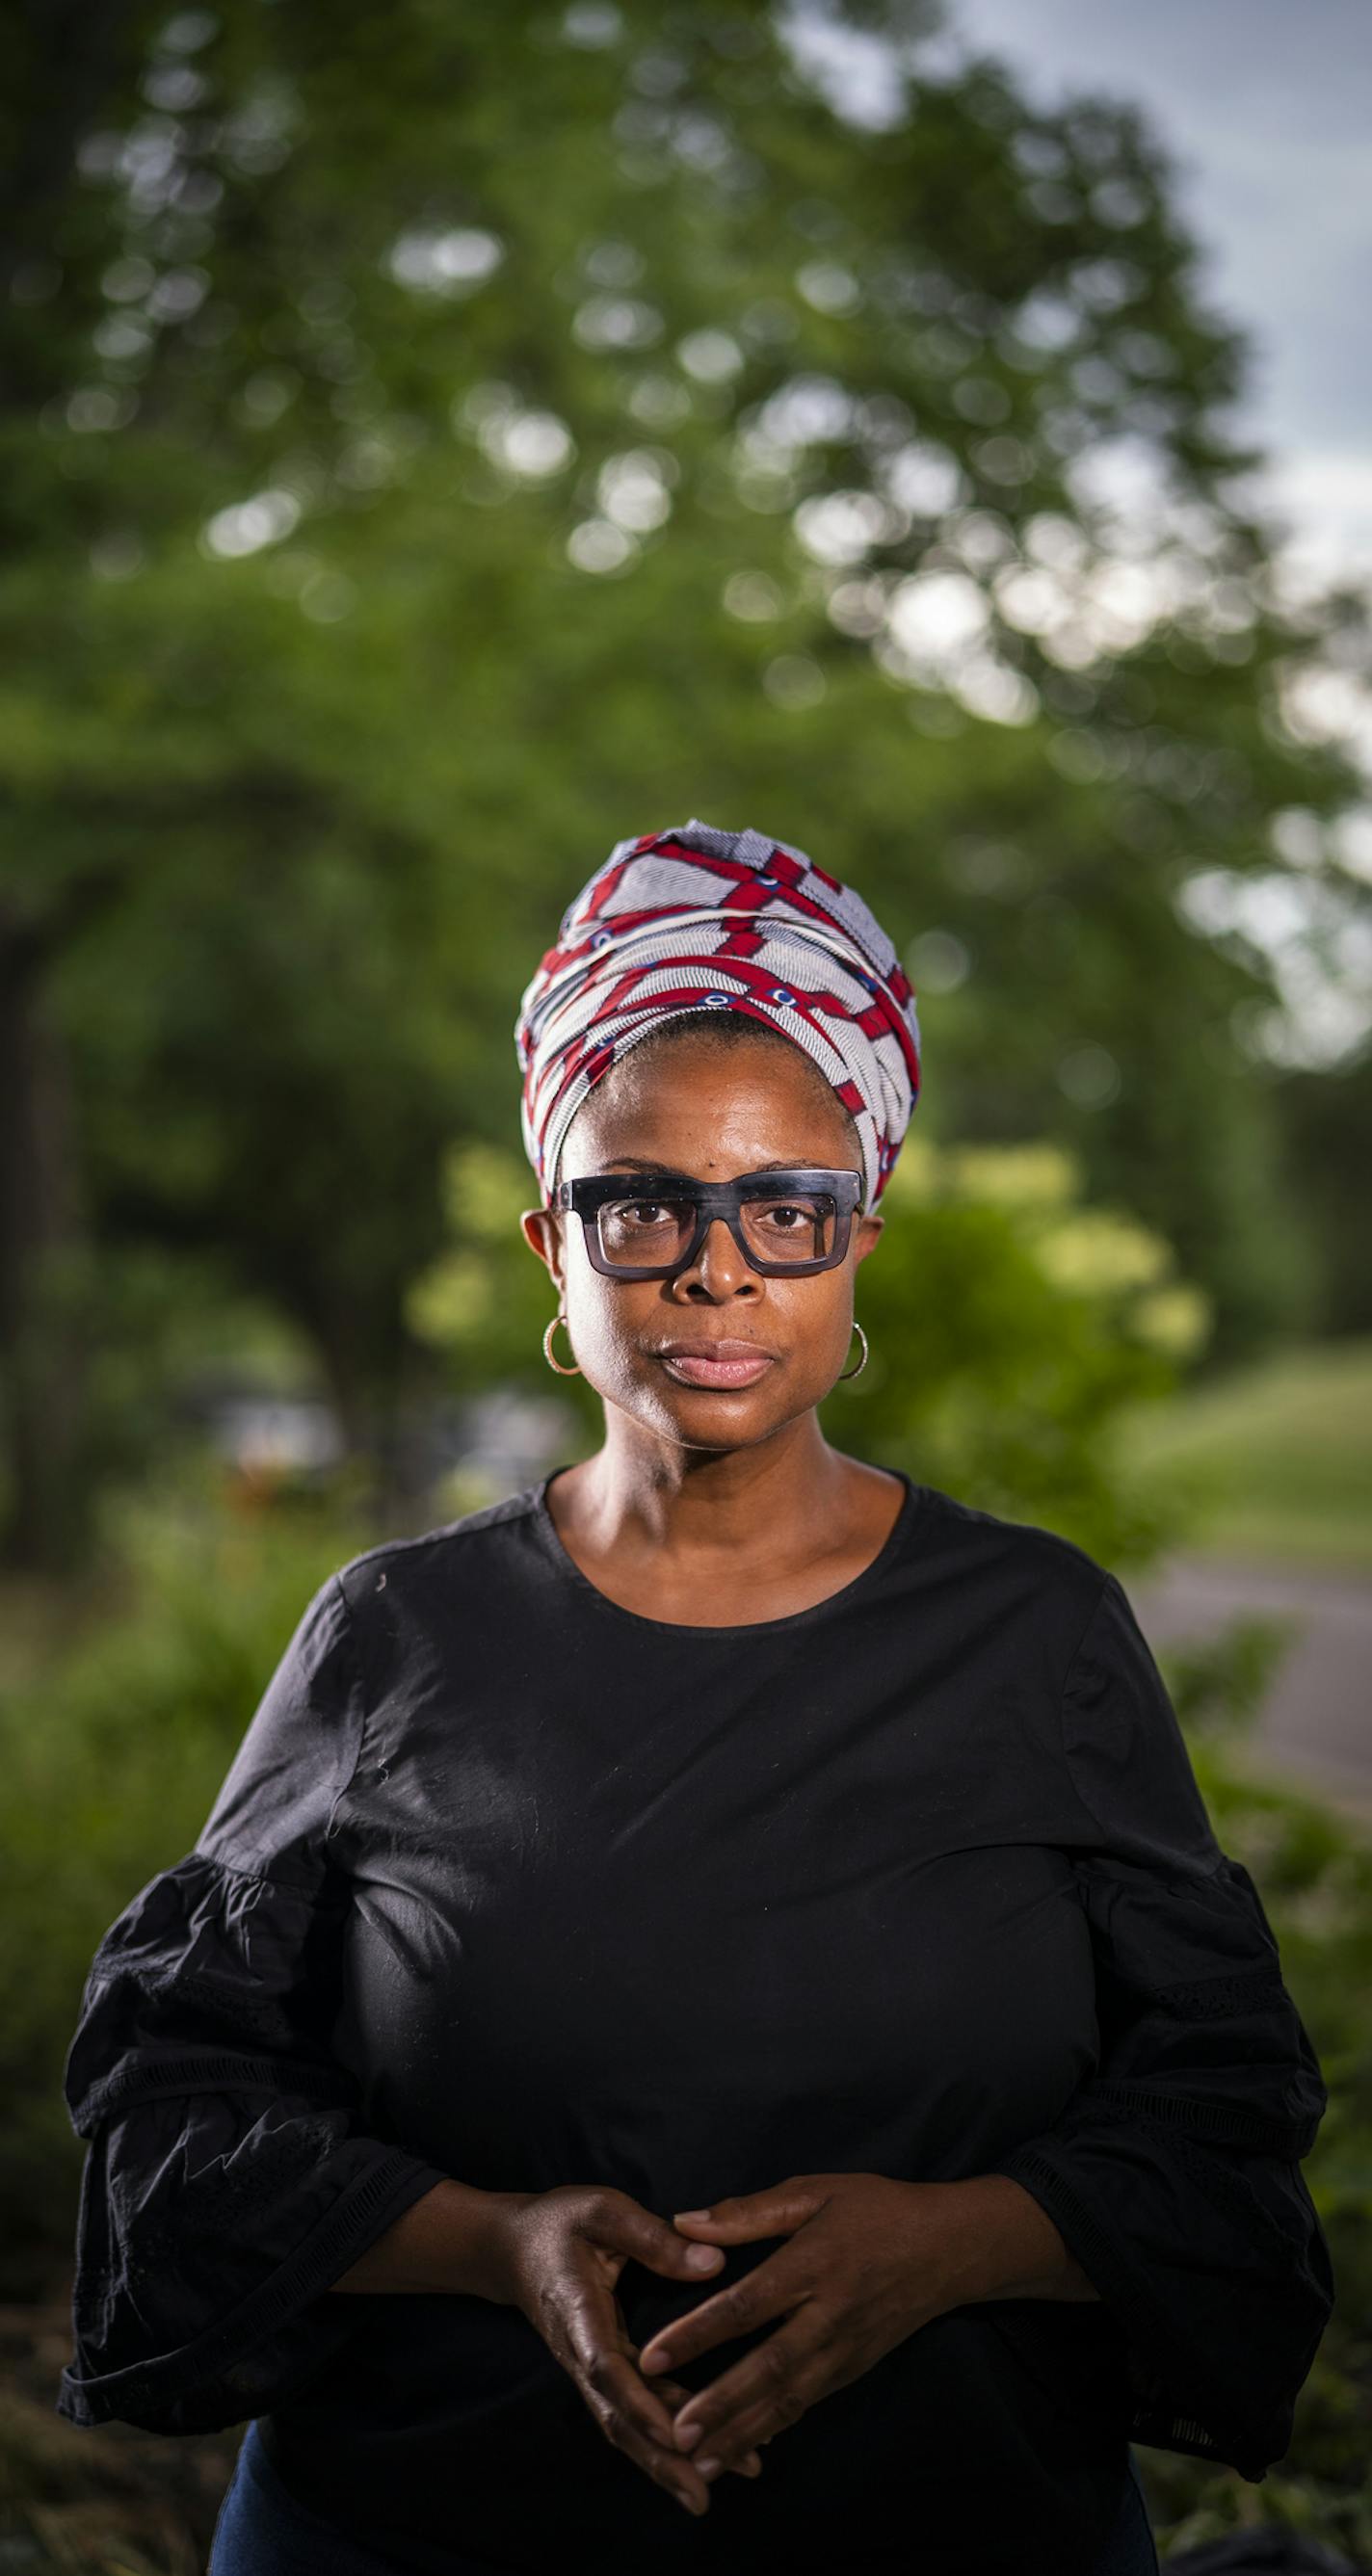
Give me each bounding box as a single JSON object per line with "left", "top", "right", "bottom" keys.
{"left": 542, "top": 1310, "right": 583, "bottom": 1377}
{"left": 838, "top": 1319, "right": 868, "bottom": 1382}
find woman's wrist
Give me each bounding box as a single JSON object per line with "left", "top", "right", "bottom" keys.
{"left": 330, "top": 2179, "right": 536, "bottom": 2303}
{"left": 922, "top": 2173, "right": 1100, "bottom": 2310}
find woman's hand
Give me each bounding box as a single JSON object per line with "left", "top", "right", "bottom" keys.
{"left": 636, "top": 2171, "right": 1029, "bottom": 2480}
{"left": 488, "top": 2185, "right": 765, "bottom": 2517}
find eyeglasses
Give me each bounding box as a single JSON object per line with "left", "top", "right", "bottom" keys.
{"left": 552, "top": 1167, "right": 864, "bottom": 1280}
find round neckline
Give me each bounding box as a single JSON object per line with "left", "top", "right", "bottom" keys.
{"left": 529, "top": 1465, "right": 923, "bottom": 1638}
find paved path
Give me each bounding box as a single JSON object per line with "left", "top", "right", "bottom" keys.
{"left": 1131, "top": 1557, "right": 1372, "bottom": 1825}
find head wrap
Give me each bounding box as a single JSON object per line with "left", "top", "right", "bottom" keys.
{"left": 514, "top": 820, "right": 921, "bottom": 1217}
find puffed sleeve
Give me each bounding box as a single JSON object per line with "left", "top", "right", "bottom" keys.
{"left": 995, "top": 1572, "right": 1334, "bottom": 2483}
{"left": 55, "top": 1573, "right": 449, "bottom": 2436}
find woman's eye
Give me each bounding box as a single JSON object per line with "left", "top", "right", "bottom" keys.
{"left": 621, "top": 1200, "right": 673, "bottom": 1227}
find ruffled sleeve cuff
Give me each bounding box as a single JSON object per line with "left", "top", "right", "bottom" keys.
{"left": 57, "top": 1845, "right": 451, "bottom": 2435}
{"left": 56, "top": 2143, "right": 446, "bottom": 2433}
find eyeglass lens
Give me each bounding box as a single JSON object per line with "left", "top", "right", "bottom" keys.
{"left": 595, "top": 1188, "right": 837, "bottom": 1269}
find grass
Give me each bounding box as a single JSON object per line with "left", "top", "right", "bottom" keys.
{"left": 1123, "top": 1338, "right": 1372, "bottom": 1570}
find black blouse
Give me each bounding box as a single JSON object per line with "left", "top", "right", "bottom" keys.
{"left": 57, "top": 1472, "right": 1333, "bottom": 2576}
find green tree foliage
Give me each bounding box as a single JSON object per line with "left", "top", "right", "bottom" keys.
{"left": 3, "top": 0, "right": 1367, "bottom": 1564}
{"left": 0, "top": 1468, "right": 369, "bottom": 2297}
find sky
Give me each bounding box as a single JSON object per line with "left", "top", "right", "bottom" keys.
{"left": 783, "top": 0, "right": 1372, "bottom": 1059}
{"left": 940, "top": 0, "right": 1372, "bottom": 1063}
{"left": 794, "top": 0, "right": 1372, "bottom": 588}
{"left": 948, "top": 0, "right": 1372, "bottom": 589}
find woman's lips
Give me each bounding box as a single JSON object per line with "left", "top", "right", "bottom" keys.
{"left": 657, "top": 1350, "right": 776, "bottom": 1389}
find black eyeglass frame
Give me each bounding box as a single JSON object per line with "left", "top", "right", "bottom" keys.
{"left": 552, "top": 1167, "right": 864, "bottom": 1280}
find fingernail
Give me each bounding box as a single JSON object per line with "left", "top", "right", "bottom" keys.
{"left": 697, "top": 2457, "right": 723, "bottom": 2479}
{"left": 674, "top": 2208, "right": 712, "bottom": 2222}
{"left": 674, "top": 2420, "right": 703, "bottom": 2451}
{"left": 685, "top": 2244, "right": 723, "bottom": 2271}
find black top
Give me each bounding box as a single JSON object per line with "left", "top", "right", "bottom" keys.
{"left": 58, "top": 1471, "right": 1333, "bottom": 2576}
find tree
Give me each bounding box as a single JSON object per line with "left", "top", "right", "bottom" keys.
{"left": 2, "top": 0, "right": 1365, "bottom": 1564}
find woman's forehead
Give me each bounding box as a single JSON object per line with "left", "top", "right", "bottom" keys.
{"left": 561, "top": 1042, "right": 853, "bottom": 1174}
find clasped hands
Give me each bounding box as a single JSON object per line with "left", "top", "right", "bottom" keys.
{"left": 626, "top": 2169, "right": 1088, "bottom": 2510}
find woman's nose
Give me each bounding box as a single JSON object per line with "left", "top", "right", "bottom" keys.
{"left": 676, "top": 1215, "right": 757, "bottom": 1293}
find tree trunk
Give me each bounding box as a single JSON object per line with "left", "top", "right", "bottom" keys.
{"left": 0, "top": 919, "right": 93, "bottom": 1572}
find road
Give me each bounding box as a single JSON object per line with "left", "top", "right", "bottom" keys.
{"left": 1131, "top": 1557, "right": 1372, "bottom": 1826}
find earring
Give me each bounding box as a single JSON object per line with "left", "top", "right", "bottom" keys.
{"left": 542, "top": 1311, "right": 583, "bottom": 1377}
{"left": 837, "top": 1319, "right": 868, "bottom": 1382}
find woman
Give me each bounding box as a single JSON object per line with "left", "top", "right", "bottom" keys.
{"left": 58, "top": 820, "right": 1332, "bottom": 2576}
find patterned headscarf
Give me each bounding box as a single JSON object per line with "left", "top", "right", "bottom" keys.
{"left": 514, "top": 821, "right": 921, "bottom": 1217}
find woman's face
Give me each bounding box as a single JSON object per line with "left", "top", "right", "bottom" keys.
{"left": 521, "top": 1037, "right": 884, "bottom": 1451}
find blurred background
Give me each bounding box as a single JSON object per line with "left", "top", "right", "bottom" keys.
{"left": 2, "top": 3, "right": 1369, "bottom": 2567}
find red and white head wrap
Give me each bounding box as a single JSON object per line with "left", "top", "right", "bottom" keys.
{"left": 514, "top": 820, "right": 921, "bottom": 1217}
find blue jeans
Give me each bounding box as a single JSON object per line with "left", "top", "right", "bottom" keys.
{"left": 1096, "top": 2455, "right": 1161, "bottom": 2576}
{"left": 209, "top": 2418, "right": 1160, "bottom": 2575}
